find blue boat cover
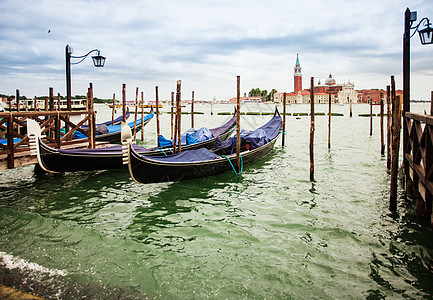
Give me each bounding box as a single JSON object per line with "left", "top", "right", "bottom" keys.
{"left": 74, "top": 112, "right": 153, "bottom": 139}
{"left": 158, "top": 127, "right": 213, "bottom": 147}
{"left": 215, "top": 114, "right": 282, "bottom": 153}
{"left": 58, "top": 143, "right": 149, "bottom": 155}
{"left": 186, "top": 127, "right": 213, "bottom": 145}
{"left": 149, "top": 148, "right": 220, "bottom": 163}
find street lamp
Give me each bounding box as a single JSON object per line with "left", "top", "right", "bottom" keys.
{"left": 65, "top": 44, "right": 105, "bottom": 110}
{"left": 402, "top": 8, "right": 432, "bottom": 191}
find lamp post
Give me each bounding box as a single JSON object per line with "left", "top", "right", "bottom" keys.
{"left": 65, "top": 44, "right": 105, "bottom": 110}
{"left": 402, "top": 8, "right": 433, "bottom": 191}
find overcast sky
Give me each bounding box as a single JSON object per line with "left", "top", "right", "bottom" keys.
{"left": 0, "top": 0, "right": 432, "bottom": 101}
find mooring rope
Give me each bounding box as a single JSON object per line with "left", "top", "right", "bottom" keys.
{"left": 156, "top": 148, "right": 174, "bottom": 156}
{"left": 221, "top": 154, "right": 243, "bottom": 176}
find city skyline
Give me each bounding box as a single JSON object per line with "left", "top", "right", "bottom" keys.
{"left": 0, "top": 0, "right": 432, "bottom": 101}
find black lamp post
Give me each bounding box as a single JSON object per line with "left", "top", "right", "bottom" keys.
{"left": 402, "top": 8, "right": 433, "bottom": 190}
{"left": 65, "top": 44, "right": 105, "bottom": 110}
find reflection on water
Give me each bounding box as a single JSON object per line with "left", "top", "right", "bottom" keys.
{"left": 0, "top": 103, "right": 433, "bottom": 299}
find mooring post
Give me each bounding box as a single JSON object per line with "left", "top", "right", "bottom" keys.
{"left": 55, "top": 94, "right": 61, "bottom": 147}
{"left": 191, "top": 91, "right": 195, "bottom": 129}
{"left": 350, "top": 98, "right": 352, "bottom": 117}
{"left": 236, "top": 76, "right": 241, "bottom": 173}
{"left": 171, "top": 92, "right": 174, "bottom": 140}
{"left": 380, "top": 92, "right": 385, "bottom": 155}
{"left": 6, "top": 113, "right": 14, "bottom": 169}
{"left": 16, "top": 89, "right": 20, "bottom": 112}
{"left": 282, "top": 92, "right": 286, "bottom": 147}
{"left": 431, "top": 91, "right": 433, "bottom": 115}
{"left": 87, "top": 84, "right": 96, "bottom": 149}
{"left": 370, "top": 98, "right": 373, "bottom": 136}
{"left": 111, "top": 93, "right": 115, "bottom": 125}
{"left": 389, "top": 94, "right": 402, "bottom": 212}
{"left": 310, "top": 77, "right": 315, "bottom": 181}
{"left": 133, "top": 87, "right": 138, "bottom": 141}
{"left": 156, "top": 86, "right": 160, "bottom": 140}
{"left": 328, "top": 92, "right": 331, "bottom": 150}
{"left": 141, "top": 92, "right": 144, "bottom": 141}
{"left": 173, "top": 92, "right": 178, "bottom": 152}
{"left": 177, "top": 80, "right": 182, "bottom": 153}
{"left": 57, "top": 93, "right": 61, "bottom": 111}
{"left": 49, "top": 87, "right": 54, "bottom": 111}
{"left": 49, "top": 87, "right": 54, "bottom": 139}
{"left": 386, "top": 85, "right": 391, "bottom": 169}
{"left": 122, "top": 83, "right": 126, "bottom": 122}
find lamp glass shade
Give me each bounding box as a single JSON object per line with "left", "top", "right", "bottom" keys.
{"left": 92, "top": 55, "right": 106, "bottom": 67}
{"left": 418, "top": 25, "right": 433, "bottom": 45}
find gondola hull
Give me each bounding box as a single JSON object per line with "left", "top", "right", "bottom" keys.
{"left": 36, "top": 128, "right": 233, "bottom": 173}
{"left": 29, "top": 114, "right": 235, "bottom": 173}
{"left": 128, "top": 136, "right": 278, "bottom": 184}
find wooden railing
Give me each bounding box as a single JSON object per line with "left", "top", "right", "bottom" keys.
{"left": 403, "top": 112, "right": 433, "bottom": 219}
{"left": 0, "top": 110, "right": 94, "bottom": 169}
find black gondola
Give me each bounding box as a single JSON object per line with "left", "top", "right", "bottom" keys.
{"left": 27, "top": 113, "right": 236, "bottom": 173}
{"left": 126, "top": 109, "right": 282, "bottom": 184}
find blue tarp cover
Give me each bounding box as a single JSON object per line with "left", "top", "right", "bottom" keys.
{"left": 186, "top": 127, "right": 213, "bottom": 145}
{"left": 158, "top": 127, "right": 213, "bottom": 147}
{"left": 74, "top": 112, "right": 153, "bottom": 139}
{"left": 148, "top": 148, "right": 220, "bottom": 163}
{"left": 215, "top": 114, "right": 282, "bottom": 153}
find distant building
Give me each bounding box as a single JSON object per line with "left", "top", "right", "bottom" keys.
{"left": 357, "top": 89, "right": 403, "bottom": 104}
{"left": 294, "top": 53, "right": 302, "bottom": 94}
{"left": 273, "top": 62, "right": 358, "bottom": 104}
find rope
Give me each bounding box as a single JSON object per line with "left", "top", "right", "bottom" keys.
{"left": 156, "top": 148, "right": 168, "bottom": 156}
{"left": 279, "top": 130, "right": 287, "bottom": 135}
{"left": 221, "top": 154, "right": 243, "bottom": 176}
{"left": 156, "top": 148, "right": 174, "bottom": 156}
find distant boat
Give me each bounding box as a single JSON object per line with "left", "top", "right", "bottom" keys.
{"left": 107, "top": 101, "right": 162, "bottom": 109}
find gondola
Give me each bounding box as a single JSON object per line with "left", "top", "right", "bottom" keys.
{"left": 27, "top": 113, "right": 236, "bottom": 173}
{"left": 73, "top": 110, "right": 154, "bottom": 143}
{"left": 126, "top": 108, "right": 282, "bottom": 184}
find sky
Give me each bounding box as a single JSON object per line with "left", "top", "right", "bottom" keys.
{"left": 0, "top": 0, "right": 432, "bottom": 101}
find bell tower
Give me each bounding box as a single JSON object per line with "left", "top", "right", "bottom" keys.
{"left": 294, "top": 53, "right": 302, "bottom": 94}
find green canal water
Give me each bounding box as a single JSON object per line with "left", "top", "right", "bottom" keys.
{"left": 1, "top": 103, "right": 433, "bottom": 299}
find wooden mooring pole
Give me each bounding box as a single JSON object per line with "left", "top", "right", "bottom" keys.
{"left": 88, "top": 83, "right": 96, "bottom": 149}
{"left": 171, "top": 92, "right": 174, "bottom": 140}
{"left": 282, "top": 92, "right": 286, "bottom": 147}
{"left": 156, "top": 86, "right": 160, "bottom": 139}
{"left": 141, "top": 92, "right": 144, "bottom": 141}
{"left": 133, "top": 87, "right": 139, "bottom": 141}
{"left": 380, "top": 92, "right": 385, "bottom": 156}
{"left": 431, "top": 91, "right": 433, "bottom": 115}
{"left": 386, "top": 85, "right": 391, "bottom": 169}
{"left": 310, "top": 77, "right": 315, "bottom": 181}
{"left": 191, "top": 91, "right": 195, "bottom": 129}
{"left": 111, "top": 93, "right": 115, "bottom": 125}
{"left": 176, "top": 80, "right": 182, "bottom": 153}
{"left": 122, "top": 83, "right": 126, "bottom": 122}
{"left": 369, "top": 97, "right": 373, "bottom": 136}
{"left": 236, "top": 76, "right": 241, "bottom": 173}
{"left": 328, "top": 92, "right": 331, "bottom": 150}
{"left": 389, "top": 94, "right": 402, "bottom": 211}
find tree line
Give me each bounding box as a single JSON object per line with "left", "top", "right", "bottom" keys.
{"left": 247, "top": 88, "right": 278, "bottom": 102}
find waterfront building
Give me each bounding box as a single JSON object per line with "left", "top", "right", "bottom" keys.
{"left": 273, "top": 55, "right": 358, "bottom": 104}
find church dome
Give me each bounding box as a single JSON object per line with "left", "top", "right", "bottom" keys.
{"left": 325, "top": 73, "right": 336, "bottom": 86}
